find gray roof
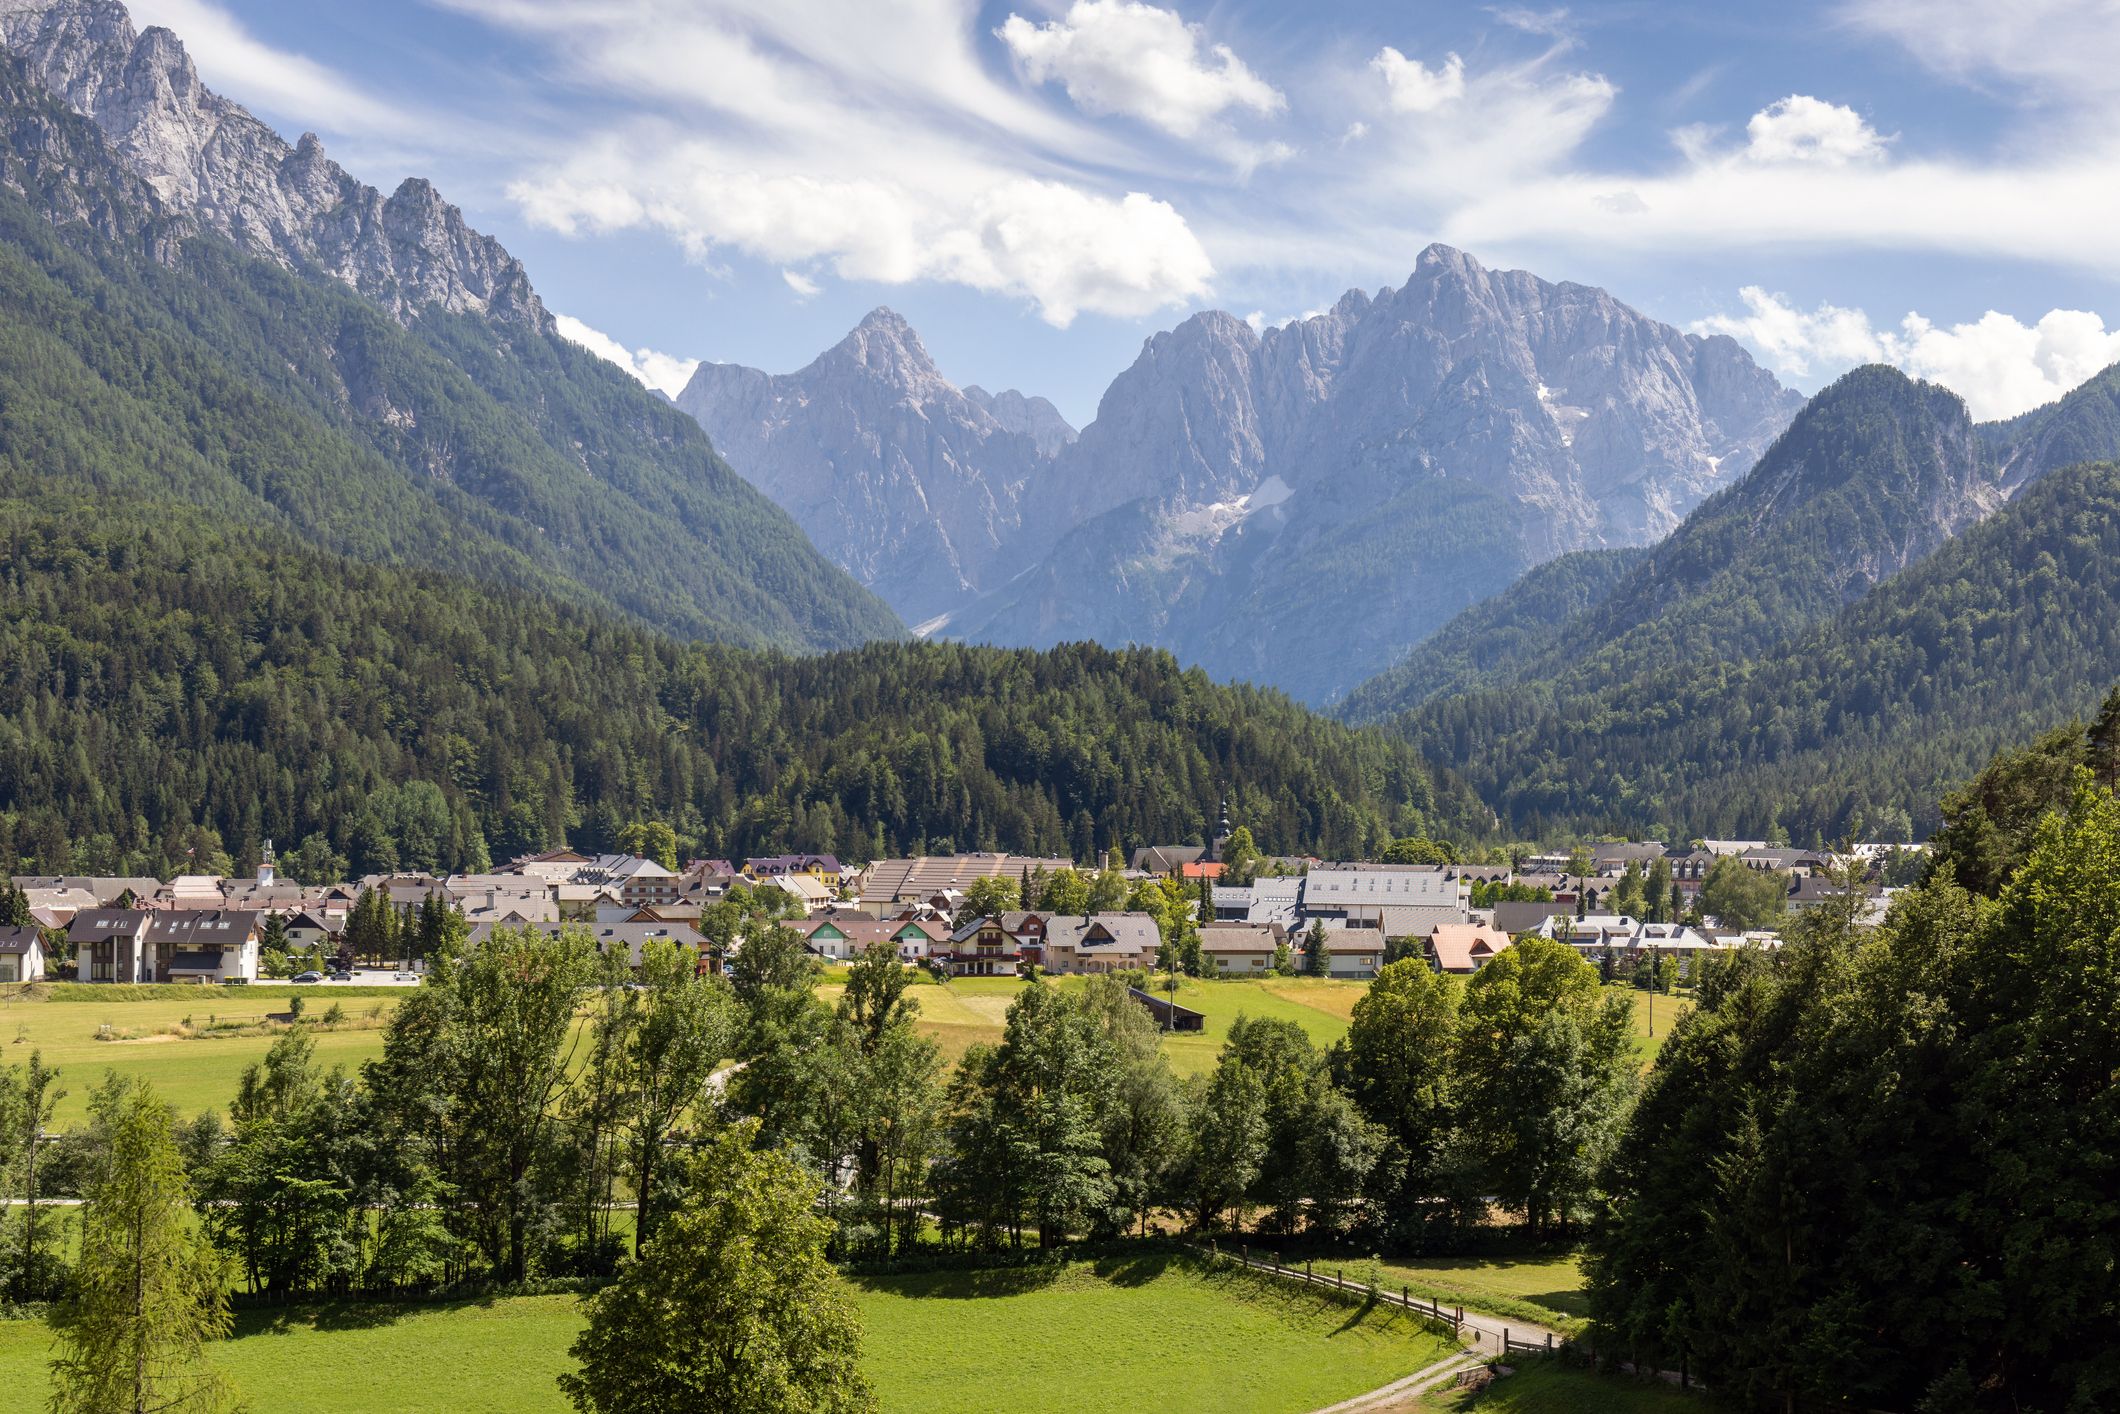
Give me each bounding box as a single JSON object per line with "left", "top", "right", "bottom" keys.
{"left": 1301, "top": 867, "right": 1459, "bottom": 907}
{"left": 0, "top": 926, "right": 43, "bottom": 954}
{"left": 1493, "top": 900, "right": 1565, "bottom": 936}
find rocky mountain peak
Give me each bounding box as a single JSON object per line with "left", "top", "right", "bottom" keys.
{"left": 0, "top": 0, "right": 545, "bottom": 328}
{"left": 677, "top": 309, "right": 1070, "bottom": 626}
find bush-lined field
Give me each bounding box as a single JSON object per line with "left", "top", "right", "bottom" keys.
{"left": 0, "top": 1255, "right": 1460, "bottom": 1413}
{"left": 1376, "top": 1252, "right": 1589, "bottom": 1334}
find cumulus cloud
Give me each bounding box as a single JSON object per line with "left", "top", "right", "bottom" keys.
{"left": 1742, "top": 95, "right": 1887, "bottom": 165}
{"left": 1371, "top": 47, "right": 1467, "bottom": 114}
{"left": 516, "top": 150, "right": 1212, "bottom": 326}
{"left": 997, "top": 0, "right": 1283, "bottom": 138}
{"left": 551, "top": 313, "right": 700, "bottom": 397}
{"left": 1694, "top": 288, "right": 2120, "bottom": 419}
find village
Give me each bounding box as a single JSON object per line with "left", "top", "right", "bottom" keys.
{"left": 0, "top": 828, "right": 1920, "bottom": 994}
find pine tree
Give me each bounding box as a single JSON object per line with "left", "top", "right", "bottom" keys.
{"left": 47, "top": 1080, "right": 233, "bottom": 1414}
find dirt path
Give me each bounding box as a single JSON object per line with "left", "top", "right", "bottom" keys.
{"left": 1312, "top": 1353, "right": 1487, "bottom": 1413}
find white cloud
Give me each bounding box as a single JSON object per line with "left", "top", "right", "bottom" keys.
{"left": 551, "top": 314, "right": 700, "bottom": 397}
{"left": 1370, "top": 48, "right": 1466, "bottom": 114}
{"left": 782, "top": 270, "right": 822, "bottom": 298}
{"left": 1843, "top": 0, "right": 2120, "bottom": 105}
{"left": 1742, "top": 95, "right": 1887, "bottom": 165}
{"left": 517, "top": 149, "right": 1212, "bottom": 326}
{"left": 1694, "top": 288, "right": 2120, "bottom": 419}
{"left": 997, "top": 0, "right": 1284, "bottom": 138}
{"left": 125, "top": 0, "right": 410, "bottom": 136}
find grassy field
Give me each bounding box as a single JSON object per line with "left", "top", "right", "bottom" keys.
{"left": 0, "top": 1255, "right": 1460, "bottom": 1413}
{"left": 1375, "top": 1253, "right": 1589, "bottom": 1334}
{"left": 0, "top": 985, "right": 407, "bottom": 1126}
{"left": 838, "top": 974, "right": 1371, "bottom": 1076}
{"left": 1420, "top": 1360, "right": 1724, "bottom": 1412}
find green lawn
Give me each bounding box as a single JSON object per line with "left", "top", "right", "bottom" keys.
{"left": 0, "top": 986, "right": 406, "bottom": 1126}
{"left": 0, "top": 1256, "right": 1460, "bottom": 1413}
{"left": 1421, "top": 1360, "right": 1725, "bottom": 1412}
{"left": 870, "top": 974, "right": 1369, "bottom": 1077}
{"left": 1375, "top": 1252, "right": 1590, "bottom": 1334}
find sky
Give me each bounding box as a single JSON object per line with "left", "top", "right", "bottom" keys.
{"left": 123, "top": 0, "right": 2120, "bottom": 428}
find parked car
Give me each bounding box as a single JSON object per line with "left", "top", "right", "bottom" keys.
{"left": 327, "top": 970, "right": 352, "bottom": 982}
{"left": 392, "top": 970, "right": 418, "bottom": 982}
{"left": 291, "top": 971, "right": 325, "bottom": 984}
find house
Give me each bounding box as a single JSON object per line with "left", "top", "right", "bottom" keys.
{"left": 505, "top": 849, "right": 595, "bottom": 884}
{"left": 1041, "top": 914, "right": 1161, "bottom": 975}
{"left": 857, "top": 854, "right": 1075, "bottom": 908}
{"left": 1739, "top": 846, "right": 1829, "bottom": 876}
{"left": 761, "top": 873, "right": 834, "bottom": 911}
{"left": 1700, "top": 839, "right": 1768, "bottom": 857}
{"left": 69, "top": 909, "right": 259, "bottom": 984}
{"left": 1428, "top": 923, "right": 1512, "bottom": 974}
{"left": 465, "top": 920, "right": 705, "bottom": 969}
{"left": 1198, "top": 922, "right": 1283, "bottom": 974}
{"left": 940, "top": 915, "right": 1023, "bottom": 977}
{"left": 1299, "top": 865, "right": 1467, "bottom": 941}
{"left": 0, "top": 926, "right": 46, "bottom": 983}
{"left": 1213, "top": 876, "right": 1303, "bottom": 928}
{"left": 1318, "top": 925, "right": 1386, "bottom": 980}
{"left": 1130, "top": 845, "right": 1206, "bottom": 876}
{"left": 1665, "top": 848, "right": 1718, "bottom": 882}
{"left": 280, "top": 909, "right": 345, "bottom": 952}
{"left": 1491, "top": 900, "right": 1565, "bottom": 937}
{"left": 788, "top": 914, "right": 922, "bottom": 962}
{"left": 1541, "top": 913, "right": 1642, "bottom": 952}
{"left": 893, "top": 919, "right": 952, "bottom": 963}
{"left": 1591, "top": 842, "right": 1667, "bottom": 877}
{"left": 1177, "top": 860, "right": 1225, "bottom": 882}
{"left": 744, "top": 854, "right": 843, "bottom": 881}
{"left": 1128, "top": 987, "right": 1205, "bottom": 1032}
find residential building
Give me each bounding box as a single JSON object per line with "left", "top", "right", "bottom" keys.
{"left": 0, "top": 926, "right": 46, "bottom": 983}
{"left": 1198, "top": 922, "right": 1282, "bottom": 974}
{"left": 1590, "top": 841, "right": 1666, "bottom": 876}
{"left": 1299, "top": 864, "right": 1467, "bottom": 940}
{"left": 1213, "top": 876, "right": 1303, "bottom": 929}
{"left": 1130, "top": 845, "right": 1206, "bottom": 876}
{"left": 940, "top": 915, "right": 1023, "bottom": 977}
{"left": 465, "top": 920, "right": 705, "bottom": 970}
{"left": 1040, "top": 914, "right": 1161, "bottom": 975}
{"left": 1318, "top": 925, "right": 1386, "bottom": 980}
{"left": 69, "top": 908, "right": 259, "bottom": 983}
{"left": 1491, "top": 900, "right": 1565, "bottom": 937}
{"left": 858, "top": 854, "right": 1074, "bottom": 909}
{"left": 744, "top": 854, "right": 843, "bottom": 882}
{"left": 1428, "top": 923, "right": 1512, "bottom": 974}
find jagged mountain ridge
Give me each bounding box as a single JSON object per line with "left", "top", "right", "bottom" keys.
{"left": 676, "top": 309, "right": 1076, "bottom": 624}
{"left": 0, "top": 0, "right": 536, "bottom": 325}
{"left": 937, "top": 244, "right": 1801, "bottom": 703}
{"left": 1343, "top": 359, "right": 2120, "bottom": 723}
{"left": 0, "top": 0, "right": 903, "bottom": 652}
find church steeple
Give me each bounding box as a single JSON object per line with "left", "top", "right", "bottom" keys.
{"left": 258, "top": 839, "right": 277, "bottom": 887}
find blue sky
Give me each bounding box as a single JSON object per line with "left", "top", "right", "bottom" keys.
{"left": 127, "top": 0, "right": 2120, "bottom": 427}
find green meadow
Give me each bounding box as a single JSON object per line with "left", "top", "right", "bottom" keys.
{"left": 0, "top": 1256, "right": 1461, "bottom": 1414}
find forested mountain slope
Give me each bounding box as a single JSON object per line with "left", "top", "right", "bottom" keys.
{"left": 1336, "top": 547, "right": 1646, "bottom": 722}
{"left": 1346, "top": 366, "right": 1999, "bottom": 719}
{"left": 1396, "top": 460, "right": 2120, "bottom": 842}
{"left": 0, "top": 501, "right": 1481, "bottom": 879}
{"left": 0, "top": 27, "right": 899, "bottom": 652}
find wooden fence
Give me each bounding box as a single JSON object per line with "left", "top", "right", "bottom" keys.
{"left": 1193, "top": 1240, "right": 1565, "bottom": 1358}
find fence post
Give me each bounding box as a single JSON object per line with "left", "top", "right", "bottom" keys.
{"left": 1243, "top": 1244, "right": 1249, "bottom": 1268}
{"left": 1503, "top": 1327, "right": 1510, "bottom": 1352}
{"left": 1546, "top": 1333, "right": 1553, "bottom": 1352}
{"left": 1402, "top": 1285, "right": 1409, "bottom": 1308}
{"left": 1306, "top": 1260, "right": 1312, "bottom": 1279}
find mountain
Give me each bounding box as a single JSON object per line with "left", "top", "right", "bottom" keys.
{"left": 0, "top": 0, "right": 901, "bottom": 652}
{"left": 0, "top": 494, "right": 1482, "bottom": 879}
{"left": 1393, "top": 457, "right": 2120, "bottom": 843}
{"left": 1343, "top": 366, "right": 2000, "bottom": 720}
{"left": 1986, "top": 360, "right": 2120, "bottom": 494}
{"left": 0, "top": 0, "right": 534, "bottom": 324}
{"left": 675, "top": 310, "right": 1074, "bottom": 625}
{"left": 1336, "top": 547, "right": 1648, "bottom": 720}
{"left": 940, "top": 244, "right": 1801, "bottom": 703}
